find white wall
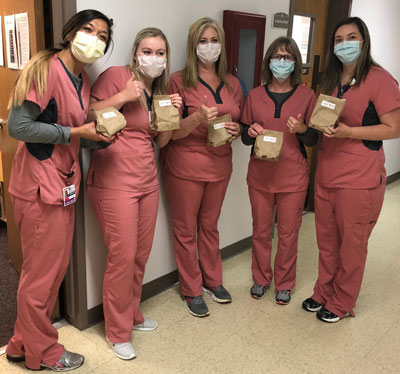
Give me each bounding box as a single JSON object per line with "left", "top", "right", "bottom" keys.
{"left": 351, "top": 0, "right": 400, "bottom": 176}
{"left": 76, "top": 0, "right": 290, "bottom": 309}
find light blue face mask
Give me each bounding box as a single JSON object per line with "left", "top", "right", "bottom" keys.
{"left": 334, "top": 40, "right": 361, "bottom": 65}
{"left": 269, "top": 59, "right": 295, "bottom": 82}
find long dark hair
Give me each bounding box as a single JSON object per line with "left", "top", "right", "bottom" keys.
{"left": 261, "top": 37, "right": 303, "bottom": 86}
{"left": 320, "top": 17, "right": 379, "bottom": 94}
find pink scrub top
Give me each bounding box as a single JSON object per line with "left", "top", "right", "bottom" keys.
{"left": 87, "top": 66, "right": 158, "bottom": 194}
{"left": 9, "top": 54, "right": 90, "bottom": 205}
{"left": 241, "top": 84, "right": 316, "bottom": 193}
{"left": 162, "top": 72, "right": 244, "bottom": 182}
{"left": 316, "top": 66, "right": 400, "bottom": 189}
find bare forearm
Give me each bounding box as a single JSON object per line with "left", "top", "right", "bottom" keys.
{"left": 90, "top": 91, "right": 129, "bottom": 112}
{"left": 155, "top": 130, "right": 172, "bottom": 148}
{"left": 172, "top": 111, "right": 202, "bottom": 140}
{"left": 349, "top": 123, "right": 400, "bottom": 141}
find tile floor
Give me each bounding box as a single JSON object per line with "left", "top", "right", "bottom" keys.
{"left": 1, "top": 180, "right": 399, "bottom": 373}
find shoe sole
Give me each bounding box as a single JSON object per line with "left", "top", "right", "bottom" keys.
{"left": 302, "top": 303, "right": 323, "bottom": 313}
{"left": 202, "top": 287, "right": 232, "bottom": 303}
{"left": 316, "top": 313, "right": 340, "bottom": 323}
{"left": 275, "top": 299, "right": 290, "bottom": 305}
{"left": 251, "top": 293, "right": 266, "bottom": 300}
{"left": 6, "top": 355, "right": 25, "bottom": 363}
{"left": 133, "top": 324, "right": 158, "bottom": 331}
{"left": 113, "top": 352, "right": 136, "bottom": 360}
{"left": 185, "top": 303, "right": 210, "bottom": 317}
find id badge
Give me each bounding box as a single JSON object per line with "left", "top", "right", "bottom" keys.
{"left": 63, "top": 184, "right": 76, "bottom": 206}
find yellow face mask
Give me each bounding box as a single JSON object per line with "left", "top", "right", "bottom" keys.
{"left": 71, "top": 31, "right": 106, "bottom": 64}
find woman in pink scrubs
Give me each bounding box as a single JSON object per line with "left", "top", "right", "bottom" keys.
{"left": 302, "top": 17, "right": 400, "bottom": 323}
{"left": 87, "top": 28, "right": 181, "bottom": 359}
{"left": 241, "top": 37, "right": 317, "bottom": 305}
{"left": 5, "top": 10, "right": 113, "bottom": 372}
{"left": 162, "top": 17, "right": 243, "bottom": 317}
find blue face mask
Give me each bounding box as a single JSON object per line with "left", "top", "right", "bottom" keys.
{"left": 269, "top": 59, "right": 295, "bottom": 82}
{"left": 334, "top": 40, "right": 361, "bottom": 65}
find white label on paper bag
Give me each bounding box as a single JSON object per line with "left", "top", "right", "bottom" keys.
{"left": 321, "top": 100, "right": 336, "bottom": 110}
{"left": 102, "top": 111, "right": 117, "bottom": 119}
{"left": 263, "top": 136, "right": 277, "bottom": 143}
{"left": 159, "top": 99, "right": 172, "bottom": 107}
{"left": 214, "top": 123, "right": 225, "bottom": 130}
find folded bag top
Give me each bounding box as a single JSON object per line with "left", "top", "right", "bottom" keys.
{"left": 151, "top": 95, "right": 180, "bottom": 132}
{"left": 254, "top": 129, "right": 284, "bottom": 161}
{"left": 309, "top": 94, "right": 346, "bottom": 134}
{"left": 207, "top": 113, "right": 233, "bottom": 147}
{"left": 91, "top": 107, "right": 126, "bottom": 139}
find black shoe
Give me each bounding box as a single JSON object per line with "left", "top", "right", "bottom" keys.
{"left": 316, "top": 307, "right": 340, "bottom": 323}
{"left": 275, "top": 290, "right": 291, "bottom": 305}
{"left": 302, "top": 297, "right": 323, "bottom": 312}
{"left": 184, "top": 295, "right": 210, "bottom": 317}
{"left": 202, "top": 285, "right": 232, "bottom": 303}
{"left": 250, "top": 284, "right": 270, "bottom": 299}
{"left": 6, "top": 354, "right": 25, "bottom": 363}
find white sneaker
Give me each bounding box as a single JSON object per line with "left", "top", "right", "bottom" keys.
{"left": 133, "top": 317, "right": 158, "bottom": 331}
{"left": 110, "top": 341, "right": 136, "bottom": 360}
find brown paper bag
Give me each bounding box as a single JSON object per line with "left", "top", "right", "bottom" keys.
{"left": 254, "top": 129, "right": 284, "bottom": 161}
{"left": 207, "top": 114, "right": 233, "bottom": 147}
{"left": 91, "top": 107, "right": 126, "bottom": 139}
{"left": 309, "top": 94, "right": 346, "bottom": 134}
{"left": 151, "top": 95, "right": 180, "bottom": 131}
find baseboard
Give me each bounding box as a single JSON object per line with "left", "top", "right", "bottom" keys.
{"left": 387, "top": 171, "right": 400, "bottom": 185}
{"left": 86, "top": 236, "right": 252, "bottom": 327}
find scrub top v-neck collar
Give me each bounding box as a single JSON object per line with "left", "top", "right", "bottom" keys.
{"left": 198, "top": 76, "right": 224, "bottom": 104}
{"left": 57, "top": 57, "right": 84, "bottom": 110}
{"left": 265, "top": 84, "right": 297, "bottom": 118}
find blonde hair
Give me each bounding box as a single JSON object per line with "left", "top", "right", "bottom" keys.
{"left": 182, "top": 17, "right": 230, "bottom": 90}
{"left": 129, "top": 27, "right": 171, "bottom": 97}
{"left": 8, "top": 49, "right": 56, "bottom": 109}
{"left": 8, "top": 9, "right": 113, "bottom": 109}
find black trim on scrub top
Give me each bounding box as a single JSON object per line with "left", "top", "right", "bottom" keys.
{"left": 144, "top": 84, "right": 156, "bottom": 111}
{"left": 264, "top": 84, "right": 297, "bottom": 118}
{"left": 198, "top": 77, "right": 224, "bottom": 104}
{"left": 58, "top": 57, "right": 84, "bottom": 110}
{"left": 361, "top": 101, "right": 382, "bottom": 151}
{"left": 25, "top": 98, "right": 57, "bottom": 161}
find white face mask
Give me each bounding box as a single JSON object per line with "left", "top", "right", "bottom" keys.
{"left": 71, "top": 31, "right": 106, "bottom": 64}
{"left": 137, "top": 55, "right": 167, "bottom": 78}
{"left": 196, "top": 43, "right": 221, "bottom": 64}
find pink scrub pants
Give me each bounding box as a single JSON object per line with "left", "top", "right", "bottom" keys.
{"left": 6, "top": 194, "right": 74, "bottom": 370}
{"left": 163, "top": 171, "right": 230, "bottom": 297}
{"left": 312, "top": 181, "right": 385, "bottom": 317}
{"left": 88, "top": 186, "right": 158, "bottom": 343}
{"left": 248, "top": 186, "right": 307, "bottom": 290}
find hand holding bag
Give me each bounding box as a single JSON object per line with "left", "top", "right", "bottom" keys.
{"left": 91, "top": 107, "right": 126, "bottom": 139}
{"left": 254, "top": 129, "right": 284, "bottom": 161}
{"left": 207, "top": 114, "right": 233, "bottom": 147}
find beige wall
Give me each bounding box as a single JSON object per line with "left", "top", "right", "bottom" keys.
{"left": 351, "top": 0, "right": 400, "bottom": 176}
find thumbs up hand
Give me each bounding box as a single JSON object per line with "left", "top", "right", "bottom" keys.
{"left": 197, "top": 95, "right": 218, "bottom": 124}
{"left": 287, "top": 113, "right": 307, "bottom": 134}
{"left": 122, "top": 71, "right": 145, "bottom": 103}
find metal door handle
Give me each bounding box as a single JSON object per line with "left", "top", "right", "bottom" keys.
{"left": 0, "top": 119, "right": 3, "bottom": 129}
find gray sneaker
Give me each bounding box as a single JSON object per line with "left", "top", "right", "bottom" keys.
{"left": 275, "top": 289, "right": 291, "bottom": 305}
{"left": 184, "top": 295, "right": 209, "bottom": 317}
{"left": 110, "top": 341, "right": 136, "bottom": 360}
{"left": 38, "top": 350, "right": 84, "bottom": 371}
{"left": 250, "top": 284, "right": 270, "bottom": 299}
{"left": 203, "top": 285, "right": 232, "bottom": 303}
{"left": 133, "top": 317, "right": 158, "bottom": 331}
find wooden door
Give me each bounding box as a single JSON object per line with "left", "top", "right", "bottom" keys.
{"left": 0, "top": 0, "right": 45, "bottom": 272}
{"left": 289, "top": 0, "right": 351, "bottom": 210}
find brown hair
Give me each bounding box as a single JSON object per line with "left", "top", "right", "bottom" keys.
{"left": 320, "top": 17, "right": 379, "bottom": 94}
{"left": 261, "top": 37, "right": 303, "bottom": 86}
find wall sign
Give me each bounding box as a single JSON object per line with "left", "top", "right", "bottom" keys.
{"left": 272, "top": 12, "right": 289, "bottom": 29}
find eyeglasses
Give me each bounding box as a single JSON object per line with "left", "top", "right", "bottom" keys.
{"left": 270, "top": 54, "right": 295, "bottom": 62}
